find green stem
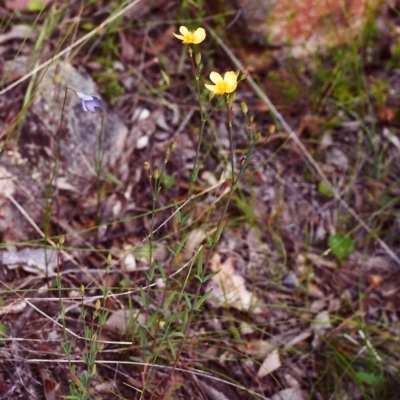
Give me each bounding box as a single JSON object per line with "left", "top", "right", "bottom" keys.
{"left": 164, "top": 101, "right": 257, "bottom": 397}
{"left": 214, "top": 99, "right": 236, "bottom": 242}
{"left": 188, "top": 47, "right": 206, "bottom": 195}
{"left": 44, "top": 87, "right": 73, "bottom": 279}
{"left": 95, "top": 112, "right": 105, "bottom": 239}
{"left": 226, "top": 99, "right": 235, "bottom": 183}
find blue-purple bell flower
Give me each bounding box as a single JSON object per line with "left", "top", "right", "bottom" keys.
{"left": 76, "top": 92, "right": 101, "bottom": 112}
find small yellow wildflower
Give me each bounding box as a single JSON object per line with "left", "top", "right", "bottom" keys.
{"left": 173, "top": 26, "right": 206, "bottom": 44}
{"left": 204, "top": 71, "right": 238, "bottom": 95}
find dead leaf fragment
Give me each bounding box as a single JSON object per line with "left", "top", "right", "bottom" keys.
{"left": 0, "top": 299, "right": 27, "bottom": 316}
{"left": 0, "top": 25, "right": 35, "bottom": 44}
{"left": 382, "top": 127, "right": 400, "bottom": 151}
{"left": 1, "top": 247, "right": 58, "bottom": 275}
{"left": 312, "top": 310, "right": 331, "bottom": 333}
{"left": 132, "top": 108, "right": 150, "bottom": 121}
{"left": 183, "top": 229, "right": 207, "bottom": 260}
{"left": 311, "top": 310, "right": 331, "bottom": 348}
{"left": 122, "top": 252, "right": 137, "bottom": 272}
{"left": 283, "top": 373, "right": 301, "bottom": 389}
{"left": 271, "top": 388, "right": 306, "bottom": 400}
{"left": 207, "top": 254, "right": 262, "bottom": 313}
{"left": 237, "top": 340, "right": 276, "bottom": 358}
{"left": 378, "top": 108, "right": 395, "bottom": 123}
{"left": 0, "top": 166, "right": 15, "bottom": 197}
{"left": 257, "top": 349, "right": 281, "bottom": 378}
{"left": 197, "top": 380, "right": 240, "bottom": 400}
{"left": 239, "top": 321, "right": 255, "bottom": 335}
{"left": 368, "top": 274, "right": 383, "bottom": 288}
{"left": 94, "top": 381, "right": 117, "bottom": 394}
{"left": 39, "top": 369, "right": 57, "bottom": 400}
{"left": 103, "top": 308, "right": 146, "bottom": 337}
{"left": 136, "top": 135, "right": 149, "bottom": 149}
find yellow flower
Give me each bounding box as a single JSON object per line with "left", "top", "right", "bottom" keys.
{"left": 173, "top": 26, "right": 206, "bottom": 44}
{"left": 204, "top": 71, "right": 238, "bottom": 95}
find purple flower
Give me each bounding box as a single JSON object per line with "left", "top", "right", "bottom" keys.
{"left": 76, "top": 92, "right": 101, "bottom": 112}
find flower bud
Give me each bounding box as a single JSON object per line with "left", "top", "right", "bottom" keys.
{"left": 195, "top": 53, "right": 201, "bottom": 66}
{"left": 238, "top": 69, "right": 249, "bottom": 81}
{"left": 171, "top": 138, "right": 179, "bottom": 150}
{"left": 253, "top": 130, "right": 261, "bottom": 142}
{"left": 268, "top": 124, "right": 275, "bottom": 134}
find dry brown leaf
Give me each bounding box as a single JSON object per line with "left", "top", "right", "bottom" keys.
{"left": 122, "top": 252, "right": 137, "bottom": 272}
{"left": 0, "top": 166, "right": 15, "bottom": 197}
{"left": 362, "top": 255, "right": 391, "bottom": 271}
{"left": 201, "top": 171, "right": 219, "bottom": 186}
{"left": 257, "top": 349, "right": 281, "bottom": 378}
{"left": 103, "top": 308, "right": 146, "bottom": 337}
{"left": 197, "top": 382, "right": 235, "bottom": 400}
{"left": 378, "top": 107, "right": 395, "bottom": 123}
{"left": 302, "top": 253, "right": 336, "bottom": 269}
{"left": 207, "top": 253, "right": 262, "bottom": 313}
{"left": 382, "top": 127, "right": 400, "bottom": 151}
{"left": 307, "top": 284, "right": 325, "bottom": 298}
{"left": 2, "top": 247, "right": 58, "bottom": 275}
{"left": 183, "top": 228, "right": 207, "bottom": 260}
{"left": 94, "top": 381, "right": 117, "bottom": 394}
{"left": 239, "top": 321, "right": 255, "bottom": 335}
{"left": 271, "top": 388, "right": 306, "bottom": 400}
{"left": 0, "top": 25, "right": 35, "bottom": 44}
{"left": 236, "top": 340, "right": 276, "bottom": 358}
{"left": 283, "top": 373, "right": 301, "bottom": 389}
{"left": 311, "top": 310, "right": 331, "bottom": 348}
{"left": 312, "top": 311, "right": 331, "bottom": 333}
{"left": 119, "top": 245, "right": 138, "bottom": 272}
{"left": 368, "top": 274, "right": 383, "bottom": 288}
{"left": 282, "top": 330, "right": 313, "bottom": 351}
{"left": 0, "top": 299, "right": 27, "bottom": 316}
{"left": 39, "top": 369, "right": 57, "bottom": 400}
{"left": 118, "top": 30, "right": 136, "bottom": 61}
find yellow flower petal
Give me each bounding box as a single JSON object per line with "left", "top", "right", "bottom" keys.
{"left": 223, "top": 71, "right": 238, "bottom": 93}
{"left": 173, "top": 26, "right": 206, "bottom": 44}
{"left": 192, "top": 27, "right": 206, "bottom": 44}
{"left": 179, "top": 26, "right": 189, "bottom": 35}
{"left": 224, "top": 71, "right": 238, "bottom": 84}
{"left": 204, "top": 84, "right": 217, "bottom": 93}
{"left": 205, "top": 71, "right": 238, "bottom": 95}
{"left": 173, "top": 33, "right": 184, "bottom": 40}
{"left": 209, "top": 71, "right": 223, "bottom": 84}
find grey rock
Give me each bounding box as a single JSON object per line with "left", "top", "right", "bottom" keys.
{"left": 1, "top": 61, "right": 128, "bottom": 241}
{"left": 233, "top": 0, "right": 273, "bottom": 45}
{"left": 31, "top": 61, "right": 128, "bottom": 189}
{"left": 282, "top": 272, "right": 299, "bottom": 288}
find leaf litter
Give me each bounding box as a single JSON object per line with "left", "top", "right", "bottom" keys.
{"left": 0, "top": 1, "right": 400, "bottom": 399}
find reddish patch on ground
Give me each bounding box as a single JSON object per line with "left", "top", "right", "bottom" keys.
{"left": 268, "top": 0, "right": 381, "bottom": 56}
